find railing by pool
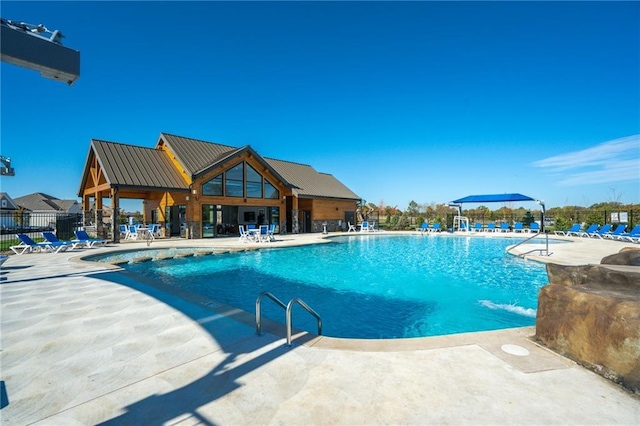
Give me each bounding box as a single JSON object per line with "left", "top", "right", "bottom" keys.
{"left": 256, "top": 291, "right": 322, "bottom": 347}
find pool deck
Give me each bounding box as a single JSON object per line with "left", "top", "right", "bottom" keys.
{"left": 1, "top": 231, "right": 639, "bottom": 425}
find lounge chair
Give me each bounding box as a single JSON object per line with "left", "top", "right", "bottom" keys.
{"left": 416, "top": 222, "right": 429, "bottom": 233}
{"left": 73, "top": 230, "right": 108, "bottom": 248}
{"left": 127, "top": 225, "right": 138, "bottom": 240}
{"left": 589, "top": 224, "right": 612, "bottom": 239}
{"left": 486, "top": 223, "right": 496, "bottom": 232}
{"left": 578, "top": 224, "right": 599, "bottom": 238}
{"left": 42, "top": 231, "right": 79, "bottom": 250}
{"left": 499, "top": 223, "right": 510, "bottom": 232}
{"left": 347, "top": 222, "right": 357, "bottom": 233}
{"left": 513, "top": 222, "right": 524, "bottom": 233}
{"left": 119, "top": 224, "right": 129, "bottom": 239}
{"left": 149, "top": 224, "right": 162, "bottom": 238}
{"left": 10, "top": 234, "right": 67, "bottom": 254}
{"left": 360, "top": 221, "right": 369, "bottom": 232}
{"left": 603, "top": 224, "right": 626, "bottom": 240}
{"left": 616, "top": 225, "right": 640, "bottom": 242}
{"left": 368, "top": 221, "right": 378, "bottom": 232}
{"left": 528, "top": 222, "right": 540, "bottom": 233}
{"left": 473, "top": 223, "right": 483, "bottom": 232}
{"left": 554, "top": 224, "right": 581, "bottom": 236}
{"left": 429, "top": 223, "right": 441, "bottom": 233}
{"left": 268, "top": 223, "right": 276, "bottom": 241}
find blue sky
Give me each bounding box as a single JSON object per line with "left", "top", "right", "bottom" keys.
{"left": 1, "top": 1, "right": 638, "bottom": 212}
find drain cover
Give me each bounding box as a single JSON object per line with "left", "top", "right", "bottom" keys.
{"left": 501, "top": 344, "right": 530, "bottom": 356}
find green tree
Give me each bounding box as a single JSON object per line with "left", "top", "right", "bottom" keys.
{"left": 406, "top": 200, "right": 419, "bottom": 216}
{"left": 522, "top": 211, "right": 535, "bottom": 226}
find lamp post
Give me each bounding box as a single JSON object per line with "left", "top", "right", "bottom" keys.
{"left": 536, "top": 200, "right": 546, "bottom": 232}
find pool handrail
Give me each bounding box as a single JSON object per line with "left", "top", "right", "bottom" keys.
{"left": 507, "top": 231, "right": 553, "bottom": 257}
{"left": 286, "top": 297, "right": 322, "bottom": 347}
{"left": 256, "top": 291, "right": 322, "bottom": 347}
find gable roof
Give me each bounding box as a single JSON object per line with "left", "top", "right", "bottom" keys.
{"left": 80, "top": 139, "right": 190, "bottom": 194}
{"left": 265, "top": 158, "right": 360, "bottom": 200}
{"left": 0, "top": 192, "right": 19, "bottom": 210}
{"left": 158, "top": 133, "right": 359, "bottom": 200}
{"left": 80, "top": 133, "right": 360, "bottom": 201}
{"left": 13, "top": 192, "right": 79, "bottom": 212}
{"left": 158, "top": 133, "right": 241, "bottom": 177}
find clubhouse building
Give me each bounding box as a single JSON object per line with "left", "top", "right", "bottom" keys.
{"left": 78, "top": 133, "right": 360, "bottom": 241}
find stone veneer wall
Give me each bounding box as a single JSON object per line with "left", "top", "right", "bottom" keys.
{"left": 534, "top": 248, "right": 640, "bottom": 394}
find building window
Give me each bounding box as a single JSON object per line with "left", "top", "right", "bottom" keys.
{"left": 246, "top": 164, "right": 263, "bottom": 198}
{"left": 264, "top": 180, "right": 279, "bottom": 199}
{"left": 225, "top": 163, "right": 244, "bottom": 197}
{"left": 202, "top": 174, "right": 223, "bottom": 196}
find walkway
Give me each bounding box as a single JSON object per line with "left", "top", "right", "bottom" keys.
{"left": 1, "top": 232, "right": 638, "bottom": 424}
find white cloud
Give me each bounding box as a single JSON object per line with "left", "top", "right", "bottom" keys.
{"left": 532, "top": 134, "right": 640, "bottom": 186}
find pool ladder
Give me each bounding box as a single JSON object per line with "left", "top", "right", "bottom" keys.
{"left": 255, "top": 291, "right": 322, "bottom": 347}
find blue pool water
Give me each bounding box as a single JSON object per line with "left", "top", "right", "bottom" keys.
{"left": 97, "top": 235, "right": 551, "bottom": 339}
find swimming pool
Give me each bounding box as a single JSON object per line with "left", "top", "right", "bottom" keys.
{"left": 97, "top": 235, "right": 551, "bottom": 339}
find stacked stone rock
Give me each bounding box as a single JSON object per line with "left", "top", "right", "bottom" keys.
{"left": 535, "top": 247, "right": 640, "bottom": 394}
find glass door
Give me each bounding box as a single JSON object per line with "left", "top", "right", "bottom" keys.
{"left": 202, "top": 204, "right": 215, "bottom": 238}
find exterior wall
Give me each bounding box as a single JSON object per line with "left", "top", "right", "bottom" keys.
{"left": 183, "top": 153, "right": 288, "bottom": 238}
{"left": 79, "top": 141, "right": 359, "bottom": 239}
{"left": 310, "top": 198, "right": 357, "bottom": 232}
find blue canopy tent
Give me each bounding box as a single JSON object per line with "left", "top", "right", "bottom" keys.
{"left": 448, "top": 193, "right": 545, "bottom": 232}
{"left": 451, "top": 193, "right": 536, "bottom": 204}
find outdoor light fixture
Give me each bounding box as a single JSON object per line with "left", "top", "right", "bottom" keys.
{"left": 535, "top": 199, "right": 546, "bottom": 232}
{"left": 0, "top": 156, "right": 14, "bottom": 176}
{"left": 1, "top": 18, "right": 80, "bottom": 85}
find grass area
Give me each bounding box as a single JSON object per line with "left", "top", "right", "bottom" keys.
{"left": 0, "top": 236, "right": 46, "bottom": 252}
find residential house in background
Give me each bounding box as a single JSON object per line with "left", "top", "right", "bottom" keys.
{"left": 12, "top": 192, "right": 82, "bottom": 230}
{"left": 0, "top": 192, "right": 19, "bottom": 229}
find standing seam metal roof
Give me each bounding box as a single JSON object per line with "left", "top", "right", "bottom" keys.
{"left": 84, "top": 134, "right": 359, "bottom": 200}
{"left": 159, "top": 133, "right": 359, "bottom": 200}
{"left": 265, "top": 158, "right": 360, "bottom": 200}
{"left": 91, "top": 140, "right": 189, "bottom": 190}
{"left": 159, "top": 133, "right": 240, "bottom": 177}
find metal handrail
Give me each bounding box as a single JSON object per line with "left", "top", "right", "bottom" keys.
{"left": 255, "top": 291, "right": 286, "bottom": 336}
{"left": 286, "top": 298, "right": 322, "bottom": 347}
{"left": 507, "top": 231, "right": 553, "bottom": 257}
{"left": 255, "top": 291, "right": 323, "bottom": 347}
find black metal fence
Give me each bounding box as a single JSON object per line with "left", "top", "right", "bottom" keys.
{"left": 383, "top": 208, "right": 639, "bottom": 233}
{"left": 0, "top": 211, "right": 83, "bottom": 246}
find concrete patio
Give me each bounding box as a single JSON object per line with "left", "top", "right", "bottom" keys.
{"left": 1, "top": 232, "right": 639, "bottom": 424}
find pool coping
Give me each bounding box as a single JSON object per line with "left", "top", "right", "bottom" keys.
{"left": 4, "top": 231, "right": 640, "bottom": 425}
{"left": 69, "top": 231, "right": 634, "bottom": 355}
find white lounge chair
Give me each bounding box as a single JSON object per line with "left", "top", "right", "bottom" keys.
{"left": 347, "top": 222, "right": 357, "bottom": 233}
{"left": 239, "top": 225, "right": 251, "bottom": 243}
